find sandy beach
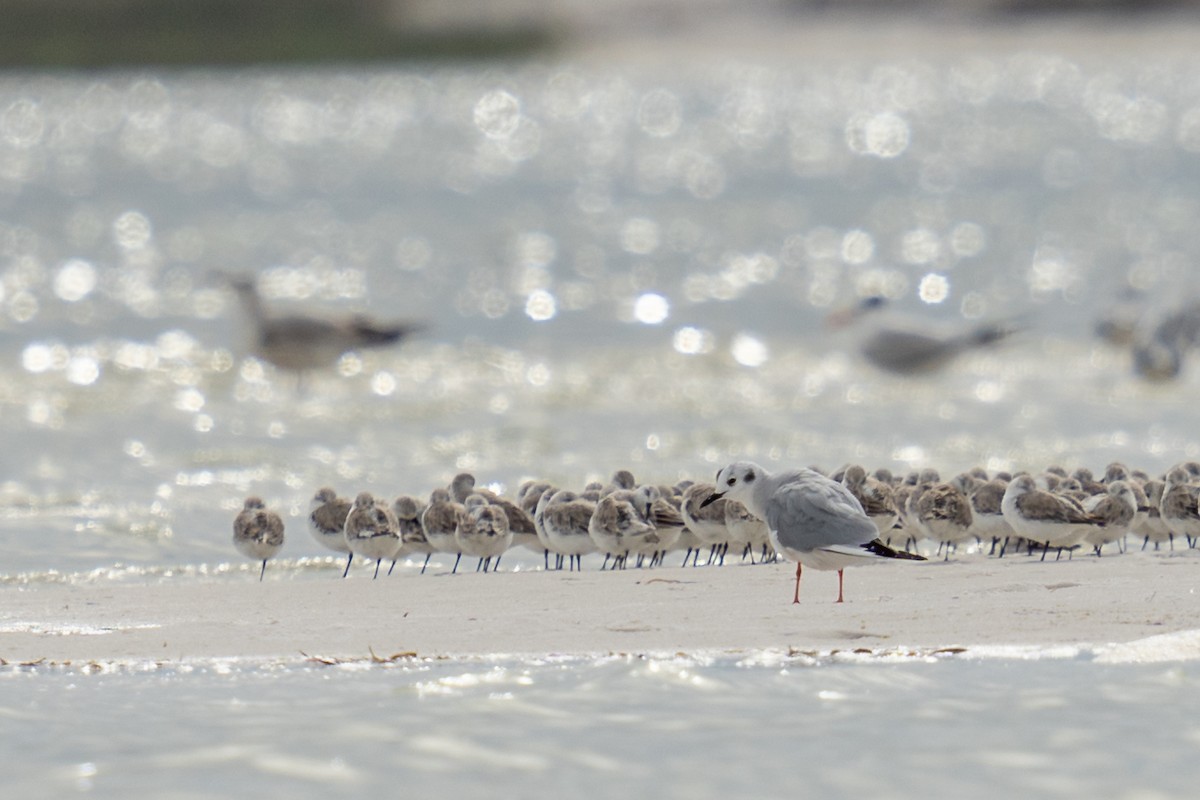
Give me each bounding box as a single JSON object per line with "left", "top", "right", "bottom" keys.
{"left": 3, "top": 551, "right": 1199, "bottom": 665}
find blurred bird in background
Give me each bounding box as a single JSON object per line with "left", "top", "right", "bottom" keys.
{"left": 218, "top": 271, "right": 425, "bottom": 376}
{"left": 826, "top": 295, "right": 1023, "bottom": 375}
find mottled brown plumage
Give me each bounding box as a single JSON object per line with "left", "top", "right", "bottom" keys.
{"left": 233, "top": 496, "right": 285, "bottom": 581}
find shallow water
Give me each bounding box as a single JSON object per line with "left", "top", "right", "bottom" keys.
{"left": 2, "top": 44, "right": 1200, "bottom": 578}
{"left": 4, "top": 12, "right": 1200, "bottom": 797}
{"left": 2, "top": 654, "right": 1198, "bottom": 798}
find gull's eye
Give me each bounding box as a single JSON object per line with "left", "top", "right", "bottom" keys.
{"left": 726, "top": 477, "right": 736, "bottom": 487}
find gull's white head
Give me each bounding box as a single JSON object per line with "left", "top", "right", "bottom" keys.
{"left": 701, "top": 461, "right": 765, "bottom": 509}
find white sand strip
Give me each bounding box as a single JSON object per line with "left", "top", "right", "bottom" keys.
{"left": 1, "top": 551, "right": 1197, "bottom": 664}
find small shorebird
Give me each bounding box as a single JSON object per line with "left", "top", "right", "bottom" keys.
{"left": 1082, "top": 480, "right": 1137, "bottom": 556}
{"left": 959, "top": 476, "right": 1017, "bottom": 554}
{"left": 913, "top": 480, "right": 974, "bottom": 559}
{"left": 222, "top": 273, "right": 423, "bottom": 374}
{"left": 421, "top": 488, "right": 466, "bottom": 573}
{"left": 724, "top": 498, "right": 772, "bottom": 563}
{"left": 449, "top": 473, "right": 540, "bottom": 555}
{"left": 588, "top": 489, "right": 657, "bottom": 570}
{"left": 680, "top": 482, "right": 729, "bottom": 566}
{"left": 1160, "top": 467, "right": 1200, "bottom": 550}
{"left": 343, "top": 492, "right": 402, "bottom": 579}
{"left": 601, "top": 469, "right": 638, "bottom": 496}
{"left": 456, "top": 494, "right": 513, "bottom": 572}
{"left": 634, "top": 485, "right": 685, "bottom": 567}
{"left": 531, "top": 483, "right": 561, "bottom": 569}
{"left": 390, "top": 495, "right": 432, "bottom": 574}
{"left": 840, "top": 464, "right": 900, "bottom": 537}
{"left": 1136, "top": 479, "right": 1173, "bottom": 550}
{"left": 233, "top": 497, "right": 285, "bottom": 581}
{"left": 702, "top": 462, "right": 925, "bottom": 603}
{"left": 540, "top": 489, "right": 597, "bottom": 572}
{"left": 309, "top": 487, "right": 353, "bottom": 576}
{"left": 1001, "top": 475, "right": 1099, "bottom": 559}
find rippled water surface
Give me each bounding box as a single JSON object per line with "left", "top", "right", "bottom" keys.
{"left": 3, "top": 655, "right": 1199, "bottom": 798}
{"left": 4, "top": 40, "right": 1200, "bottom": 576}
{"left": 5, "top": 14, "right": 1200, "bottom": 796}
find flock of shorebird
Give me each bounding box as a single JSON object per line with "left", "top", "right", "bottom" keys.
{"left": 232, "top": 458, "right": 1200, "bottom": 603}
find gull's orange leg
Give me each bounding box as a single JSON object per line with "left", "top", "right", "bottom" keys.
{"left": 792, "top": 561, "right": 803, "bottom": 604}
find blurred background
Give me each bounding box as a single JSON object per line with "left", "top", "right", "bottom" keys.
{"left": 4, "top": 0, "right": 1200, "bottom": 575}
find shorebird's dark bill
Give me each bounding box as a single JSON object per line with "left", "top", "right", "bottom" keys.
{"left": 699, "top": 492, "right": 722, "bottom": 508}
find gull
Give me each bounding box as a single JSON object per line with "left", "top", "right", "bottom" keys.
{"left": 233, "top": 497, "right": 285, "bottom": 581}
{"left": 222, "top": 273, "right": 424, "bottom": 374}
{"left": 702, "top": 462, "right": 925, "bottom": 604}
{"left": 308, "top": 487, "right": 353, "bottom": 576}
{"left": 343, "top": 491, "right": 402, "bottom": 579}
{"left": 828, "top": 295, "right": 1022, "bottom": 375}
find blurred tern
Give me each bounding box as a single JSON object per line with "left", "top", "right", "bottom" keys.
{"left": 828, "top": 296, "right": 1022, "bottom": 375}
{"left": 222, "top": 273, "right": 424, "bottom": 374}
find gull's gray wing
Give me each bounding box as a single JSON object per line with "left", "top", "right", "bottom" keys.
{"left": 765, "top": 475, "right": 877, "bottom": 551}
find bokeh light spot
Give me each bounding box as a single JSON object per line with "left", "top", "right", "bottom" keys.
{"left": 731, "top": 333, "right": 768, "bottom": 367}
{"left": 633, "top": 292, "right": 670, "bottom": 325}
{"left": 525, "top": 289, "right": 557, "bottom": 321}
{"left": 918, "top": 273, "right": 950, "bottom": 304}
{"left": 54, "top": 259, "right": 97, "bottom": 302}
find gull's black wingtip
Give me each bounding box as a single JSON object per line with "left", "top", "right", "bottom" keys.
{"left": 864, "top": 538, "right": 927, "bottom": 561}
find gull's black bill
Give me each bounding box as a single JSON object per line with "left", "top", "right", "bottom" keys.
{"left": 699, "top": 491, "right": 723, "bottom": 509}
